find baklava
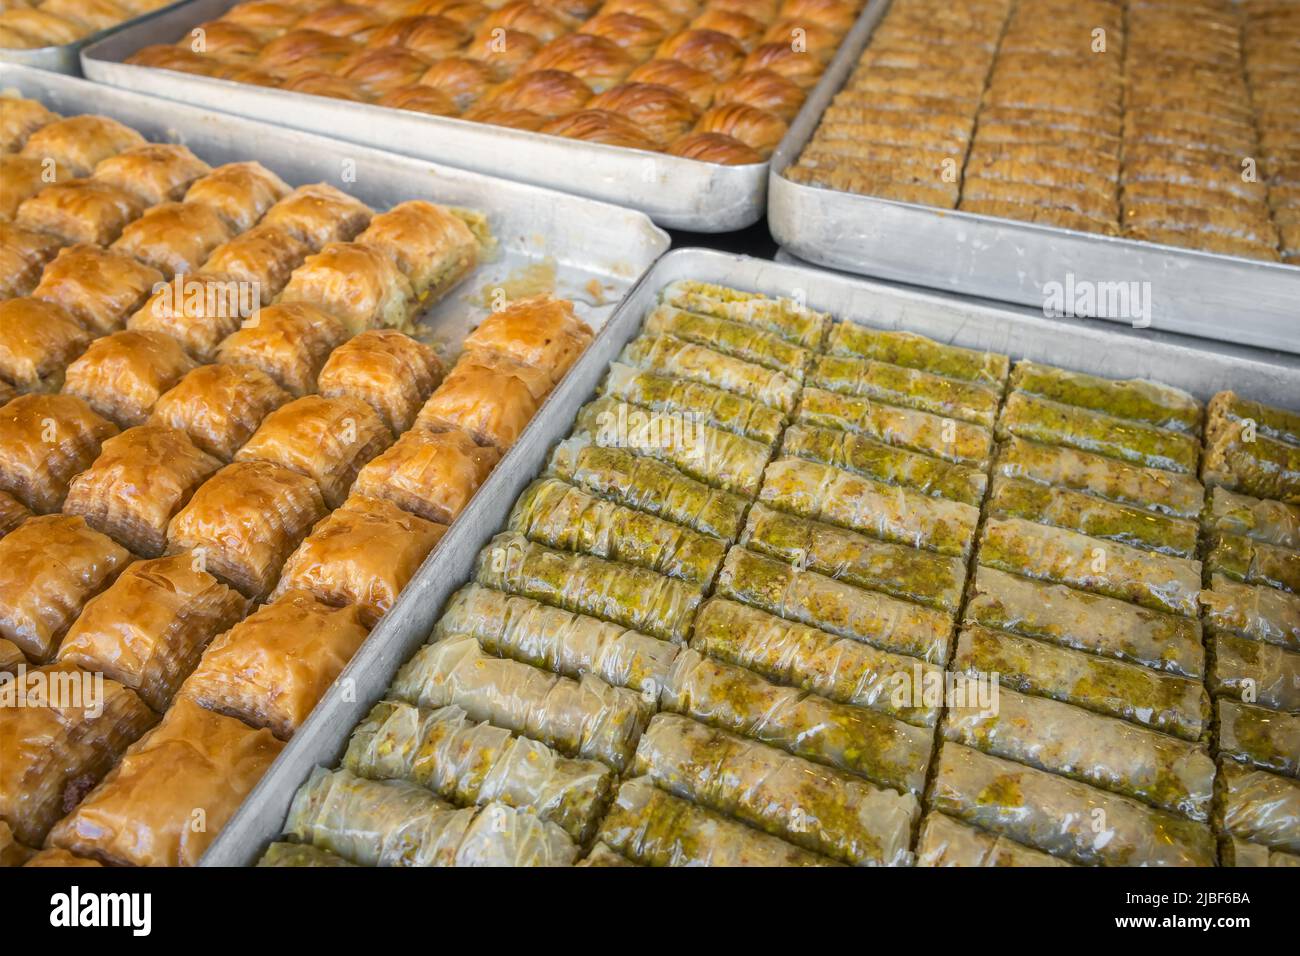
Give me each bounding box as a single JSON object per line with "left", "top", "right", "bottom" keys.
{"left": 354, "top": 199, "right": 484, "bottom": 302}
{"left": 150, "top": 362, "right": 292, "bottom": 462}
{"left": 19, "top": 115, "right": 146, "bottom": 178}
{"left": 416, "top": 350, "right": 546, "bottom": 450}
{"left": 417, "top": 56, "right": 498, "bottom": 110}
{"left": 335, "top": 46, "right": 432, "bottom": 95}
{"left": 201, "top": 224, "right": 311, "bottom": 305}
{"left": 0, "top": 515, "right": 132, "bottom": 662}
{"left": 316, "top": 328, "right": 445, "bottom": 433}
{"left": 0, "top": 222, "right": 63, "bottom": 300}
{"left": 63, "top": 425, "right": 223, "bottom": 557}
{"left": 62, "top": 330, "right": 198, "bottom": 427}
{"left": 214, "top": 302, "right": 348, "bottom": 396}
{"left": 260, "top": 182, "right": 373, "bottom": 251}
{"left": 183, "top": 161, "right": 292, "bottom": 234}
{"left": 127, "top": 273, "right": 256, "bottom": 362}
{"left": 15, "top": 178, "right": 145, "bottom": 247}
{"left": 90, "top": 144, "right": 213, "bottom": 206}
{"left": 269, "top": 493, "right": 448, "bottom": 627}
{"left": 482, "top": 68, "right": 595, "bottom": 117}
{"left": 110, "top": 201, "right": 236, "bottom": 279}
{"left": 0, "top": 297, "right": 90, "bottom": 394}
{"left": 541, "top": 109, "right": 659, "bottom": 149}
{"left": 588, "top": 82, "right": 700, "bottom": 143}
{"left": 276, "top": 240, "right": 417, "bottom": 334}
{"left": 626, "top": 58, "right": 717, "bottom": 110}
{"left": 0, "top": 393, "right": 118, "bottom": 513}
{"left": 57, "top": 554, "right": 250, "bottom": 712}
{"left": 526, "top": 33, "right": 637, "bottom": 92}
{"left": 31, "top": 244, "right": 164, "bottom": 335}
{"left": 352, "top": 425, "right": 499, "bottom": 524}
{"left": 180, "top": 589, "right": 369, "bottom": 740}
{"left": 657, "top": 29, "right": 746, "bottom": 82}
{"left": 46, "top": 697, "right": 283, "bottom": 867}
{"left": 0, "top": 155, "right": 71, "bottom": 222}
{"left": 296, "top": 3, "right": 387, "bottom": 40}
{"left": 463, "top": 294, "right": 593, "bottom": 387}
{"left": 0, "top": 491, "right": 29, "bottom": 540}
{"left": 365, "top": 14, "right": 467, "bottom": 59}
{"left": 0, "top": 97, "right": 59, "bottom": 153}
{"left": 255, "top": 28, "right": 360, "bottom": 79}
{"left": 375, "top": 83, "right": 458, "bottom": 115}
{"left": 579, "top": 12, "right": 670, "bottom": 60}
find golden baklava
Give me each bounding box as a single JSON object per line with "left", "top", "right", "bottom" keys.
{"left": 31, "top": 244, "right": 164, "bottom": 334}
{"left": 0, "top": 392, "right": 118, "bottom": 513}
{"left": 354, "top": 199, "right": 483, "bottom": 302}
{"left": 416, "top": 350, "right": 546, "bottom": 451}
{"left": 214, "top": 302, "right": 348, "bottom": 396}
{"left": 149, "top": 362, "right": 292, "bottom": 462}
{"left": 0, "top": 97, "right": 60, "bottom": 153}
{"left": 316, "top": 328, "right": 445, "bottom": 433}
{"left": 19, "top": 115, "right": 146, "bottom": 178}
{"left": 201, "top": 224, "right": 312, "bottom": 305}
{"left": 277, "top": 240, "right": 417, "bottom": 334}
{"left": 127, "top": 274, "right": 256, "bottom": 361}
{"left": 183, "top": 161, "right": 292, "bottom": 234}
{"left": 461, "top": 294, "right": 593, "bottom": 388}
{"left": 260, "top": 182, "right": 373, "bottom": 251}
{"left": 62, "top": 330, "right": 198, "bottom": 427}
{"left": 0, "top": 297, "right": 91, "bottom": 394}
{"left": 15, "top": 178, "right": 145, "bottom": 246}
{"left": 110, "top": 201, "right": 236, "bottom": 279}
{"left": 352, "top": 424, "right": 498, "bottom": 524}
{"left": 0, "top": 155, "right": 71, "bottom": 222}
{"left": 90, "top": 144, "right": 212, "bottom": 206}
{"left": 0, "top": 222, "right": 64, "bottom": 300}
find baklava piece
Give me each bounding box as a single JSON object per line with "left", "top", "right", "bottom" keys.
{"left": 281, "top": 71, "right": 372, "bottom": 102}
{"left": 355, "top": 199, "right": 485, "bottom": 303}
{"left": 270, "top": 494, "right": 447, "bottom": 626}
{"left": 126, "top": 273, "right": 256, "bottom": 362}
{"left": 110, "top": 201, "right": 235, "bottom": 279}
{"left": 525, "top": 34, "right": 637, "bottom": 92}
{"left": 214, "top": 302, "right": 347, "bottom": 396}
{"left": 125, "top": 44, "right": 226, "bottom": 76}
{"left": 0, "top": 222, "right": 64, "bottom": 300}
{"left": 713, "top": 68, "right": 806, "bottom": 121}
{"left": 579, "top": 11, "right": 671, "bottom": 60}
{"left": 695, "top": 102, "right": 788, "bottom": 156}
{"left": 15, "top": 178, "right": 145, "bottom": 246}
{"left": 462, "top": 295, "right": 593, "bottom": 388}
{"left": 416, "top": 350, "right": 549, "bottom": 450}
{"left": 483, "top": 69, "right": 595, "bottom": 118}
{"left": 334, "top": 47, "right": 432, "bottom": 96}
{"left": 295, "top": 3, "right": 386, "bottom": 40}
{"left": 260, "top": 183, "right": 373, "bottom": 251}
{"left": 234, "top": 394, "right": 393, "bottom": 508}
{"left": 0, "top": 663, "right": 155, "bottom": 847}
{"left": 540, "top": 110, "right": 660, "bottom": 150}
{"left": 0, "top": 298, "right": 91, "bottom": 394}
{"left": 0, "top": 515, "right": 132, "bottom": 662}
{"left": 150, "top": 363, "right": 291, "bottom": 462}
{"left": 316, "top": 328, "right": 444, "bottom": 433}
{"left": 41, "top": 0, "right": 125, "bottom": 31}
{"left": 0, "top": 393, "right": 118, "bottom": 513}
{"left": 0, "top": 97, "right": 59, "bottom": 153}
{"left": 0, "top": 491, "right": 28, "bottom": 540}
{"left": 180, "top": 589, "right": 369, "bottom": 739}
{"left": 277, "top": 241, "right": 417, "bottom": 334}
{"left": 365, "top": 14, "right": 467, "bottom": 59}
{"left": 0, "top": 155, "right": 71, "bottom": 222}
{"left": 165, "top": 460, "right": 328, "bottom": 599}
{"left": 254, "top": 28, "right": 360, "bottom": 79}
{"left": 57, "top": 554, "right": 250, "bottom": 712}
{"left": 417, "top": 56, "right": 497, "bottom": 111}
{"left": 63, "top": 425, "right": 222, "bottom": 557}
{"left": 218, "top": 0, "right": 304, "bottom": 38}
{"left": 62, "top": 330, "right": 197, "bottom": 427}
{"left": 352, "top": 425, "right": 498, "bottom": 524}
{"left": 484, "top": 1, "right": 573, "bottom": 45}
{"left": 627, "top": 58, "right": 717, "bottom": 111}
{"left": 183, "top": 19, "right": 263, "bottom": 62}
{"left": 46, "top": 697, "right": 283, "bottom": 867}
{"left": 690, "top": 8, "right": 765, "bottom": 49}
{"left": 465, "top": 27, "right": 541, "bottom": 79}
{"left": 666, "top": 130, "right": 762, "bottom": 165}
{"left": 743, "top": 41, "right": 824, "bottom": 88}
{"left": 30, "top": 244, "right": 164, "bottom": 334}
{"left": 588, "top": 82, "right": 700, "bottom": 143}
{"left": 91, "top": 144, "right": 212, "bottom": 206}
{"left": 183, "top": 161, "right": 292, "bottom": 234}
{"left": 19, "top": 115, "right": 146, "bottom": 178}
{"left": 657, "top": 29, "right": 746, "bottom": 82}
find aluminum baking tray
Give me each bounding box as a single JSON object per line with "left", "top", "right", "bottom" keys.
{"left": 202, "top": 246, "right": 1300, "bottom": 867}
{"left": 767, "top": 0, "right": 1300, "bottom": 354}
{"left": 81, "top": 0, "right": 882, "bottom": 232}
{"left": 0, "top": 1, "right": 196, "bottom": 75}
{"left": 1, "top": 63, "right": 668, "bottom": 347}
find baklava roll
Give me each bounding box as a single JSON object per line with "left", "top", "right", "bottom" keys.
{"left": 483, "top": 1, "right": 574, "bottom": 44}
{"left": 691, "top": 8, "right": 765, "bottom": 49}
{"left": 598, "top": 776, "right": 832, "bottom": 867}
{"left": 779, "top": 0, "right": 861, "bottom": 31}
{"left": 1209, "top": 391, "right": 1300, "bottom": 449}
{"left": 657, "top": 29, "right": 746, "bottom": 82}
{"left": 234, "top": 394, "right": 393, "bottom": 508}
{"left": 391, "top": 632, "right": 647, "bottom": 771}
{"left": 826, "top": 322, "right": 1009, "bottom": 386}
{"left": 19, "top": 115, "right": 146, "bottom": 177}
{"left": 214, "top": 302, "right": 347, "bottom": 397}
{"left": 90, "top": 144, "right": 212, "bottom": 206}
{"left": 364, "top": 14, "right": 467, "bottom": 59}
{"left": 415, "top": 351, "right": 546, "bottom": 451}
{"left": 646, "top": 303, "right": 809, "bottom": 375}
{"left": 0, "top": 97, "right": 59, "bottom": 153}
{"left": 183, "top": 161, "right": 292, "bottom": 234}
{"left": 352, "top": 426, "right": 498, "bottom": 524}
{"left": 0, "top": 662, "right": 155, "bottom": 847}
{"left": 915, "top": 812, "right": 1072, "bottom": 868}
{"left": 260, "top": 183, "right": 372, "bottom": 251}
{"left": 1205, "top": 486, "right": 1300, "bottom": 551}
{"left": 588, "top": 82, "right": 699, "bottom": 143}
{"left": 1219, "top": 699, "right": 1300, "bottom": 779}
{"left": 465, "top": 27, "right": 541, "bottom": 78}
{"left": 626, "top": 58, "right": 717, "bottom": 111}
{"left": 547, "top": 433, "right": 749, "bottom": 541}
{"left": 277, "top": 241, "right": 417, "bottom": 334}
{"left": 57, "top": 554, "right": 249, "bottom": 712}
{"left": 355, "top": 200, "right": 485, "bottom": 302}
{"left": 15, "top": 178, "right": 144, "bottom": 247}
{"left": 1200, "top": 573, "right": 1300, "bottom": 651}
{"left": 603, "top": 0, "right": 692, "bottom": 29}
{"left": 334, "top": 47, "right": 432, "bottom": 96}
{"left": 742, "top": 41, "right": 825, "bottom": 88}
{"left": 0, "top": 155, "right": 71, "bottom": 222}
{"left": 0, "top": 10, "right": 86, "bottom": 48}
{"left": 635, "top": 713, "right": 918, "bottom": 866}
{"left": 482, "top": 68, "right": 594, "bottom": 117}
{"left": 344, "top": 699, "right": 614, "bottom": 844}
{"left": 713, "top": 68, "right": 805, "bottom": 122}
{"left": 621, "top": 332, "right": 798, "bottom": 411}
{"left": 540, "top": 110, "right": 660, "bottom": 150}
{"left": 0, "top": 393, "right": 118, "bottom": 513}
{"left": 475, "top": 531, "right": 701, "bottom": 642}
{"left": 462, "top": 295, "right": 592, "bottom": 387}
{"left": 694, "top": 103, "right": 788, "bottom": 155}
{"left": 0, "top": 222, "right": 63, "bottom": 300}
{"left": 295, "top": 3, "right": 386, "bottom": 40}
{"left": 417, "top": 57, "right": 497, "bottom": 111}
{"left": 280, "top": 72, "right": 372, "bottom": 102}
{"left": 165, "top": 460, "right": 328, "bottom": 600}
{"left": 1217, "top": 759, "right": 1300, "bottom": 854}
{"left": 600, "top": 361, "right": 784, "bottom": 444}
{"left": 525, "top": 34, "right": 637, "bottom": 92}
{"left": 110, "top": 201, "right": 235, "bottom": 280}
{"left": 0, "top": 491, "right": 29, "bottom": 541}
{"left": 254, "top": 28, "right": 359, "bottom": 78}
{"left": 808, "top": 352, "right": 1001, "bottom": 428}
{"left": 0, "top": 515, "right": 132, "bottom": 662}
{"left": 200, "top": 224, "right": 311, "bottom": 305}
{"left": 63, "top": 425, "right": 222, "bottom": 557}
{"left": 62, "top": 329, "right": 197, "bottom": 428}
{"left": 692, "top": 597, "right": 943, "bottom": 726}
{"left": 0, "top": 297, "right": 90, "bottom": 394}
{"left": 1210, "top": 632, "right": 1300, "bottom": 714}
{"left": 184, "top": 19, "right": 263, "bottom": 62}
{"left": 433, "top": 583, "right": 680, "bottom": 695}
{"left": 578, "top": 12, "right": 669, "bottom": 60}
{"left": 658, "top": 281, "right": 834, "bottom": 349}
{"left": 1203, "top": 421, "right": 1300, "bottom": 503}
{"left": 376, "top": 84, "right": 458, "bottom": 115}
{"left": 180, "top": 589, "right": 369, "bottom": 739}
{"left": 218, "top": 0, "right": 304, "bottom": 37}
{"left": 46, "top": 698, "right": 284, "bottom": 867}
{"left": 316, "top": 328, "right": 444, "bottom": 433}
{"left": 150, "top": 363, "right": 291, "bottom": 462}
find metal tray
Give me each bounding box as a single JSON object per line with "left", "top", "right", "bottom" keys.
{"left": 768, "top": 0, "right": 1300, "bottom": 355}
{"left": 1, "top": 63, "right": 668, "bottom": 347}
{"left": 81, "top": 0, "right": 881, "bottom": 232}
{"left": 202, "top": 246, "right": 1300, "bottom": 867}
{"left": 0, "top": 1, "right": 196, "bottom": 75}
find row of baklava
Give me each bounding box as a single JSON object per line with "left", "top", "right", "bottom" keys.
{"left": 122, "top": 0, "right": 866, "bottom": 163}
{"left": 1242, "top": 0, "right": 1300, "bottom": 262}
{"left": 0, "top": 0, "right": 172, "bottom": 49}
{"left": 0, "top": 103, "right": 596, "bottom": 866}
{"left": 1198, "top": 391, "right": 1300, "bottom": 867}
{"left": 788, "top": 0, "right": 1297, "bottom": 264}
